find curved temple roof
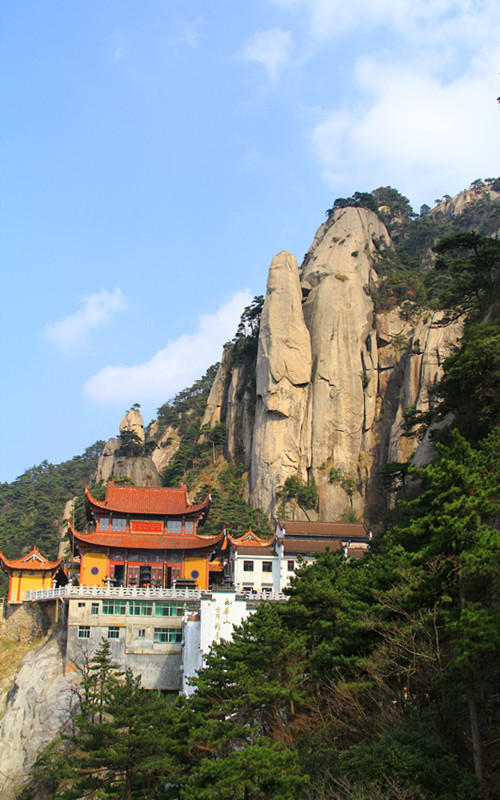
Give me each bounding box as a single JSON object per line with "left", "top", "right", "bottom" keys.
{"left": 0, "top": 546, "right": 64, "bottom": 573}
{"left": 68, "top": 522, "right": 224, "bottom": 552}
{"left": 85, "top": 482, "right": 211, "bottom": 519}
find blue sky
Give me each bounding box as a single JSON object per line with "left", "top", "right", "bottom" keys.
{"left": 1, "top": 0, "right": 499, "bottom": 482}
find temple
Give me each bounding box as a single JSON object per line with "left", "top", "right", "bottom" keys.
{"left": 0, "top": 547, "right": 65, "bottom": 604}
{"left": 68, "top": 482, "right": 222, "bottom": 590}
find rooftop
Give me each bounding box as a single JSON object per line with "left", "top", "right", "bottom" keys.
{"left": 85, "top": 482, "right": 210, "bottom": 518}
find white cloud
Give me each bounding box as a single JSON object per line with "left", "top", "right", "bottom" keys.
{"left": 240, "top": 28, "right": 293, "bottom": 81}
{"left": 311, "top": 49, "right": 500, "bottom": 207}
{"left": 272, "top": 0, "right": 500, "bottom": 46}
{"left": 44, "top": 288, "right": 128, "bottom": 355}
{"left": 83, "top": 290, "right": 253, "bottom": 407}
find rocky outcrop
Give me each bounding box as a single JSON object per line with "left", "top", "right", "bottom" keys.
{"left": 0, "top": 631, "right": 78, "bottom": 799}
{"left": 250, "top": 251, "right": 312, "bottom": 515}
{"left": 120, "top": 407, "right": 145, "bottom": 441}
{"left": 96, "top": 408, "right": 160, "bottom": 486}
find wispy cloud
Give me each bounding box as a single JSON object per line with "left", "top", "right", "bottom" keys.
{"left": 83, "top": 290, "right": 253, "bottom": 407}
{"left": 44, "top": 288, "right": 128, "bottom": 355}
{"left": 112, "top": 32, "right": 128, "bottom": 61}
{"left": 240, "top": 28, "right": 293, "bottom": 81}
{"left": 168, "top": 17, "right": 203, "bottom": 49}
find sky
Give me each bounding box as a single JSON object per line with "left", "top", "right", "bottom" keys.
{"left": 1, "top": 0, "right": 499, "bottom": 483}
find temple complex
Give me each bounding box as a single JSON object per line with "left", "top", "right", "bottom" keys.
{"left": 68, "top": 482, "right": 222, "bottom": 591}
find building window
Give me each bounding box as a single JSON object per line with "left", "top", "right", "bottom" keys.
{"left": 78, "top": 626, "right": 90, "bottom": 639}
{"left": 78, "top": 602, "right": 86, "bottom": 608}
{"left": 111, "top": 517, "right": 127, "bottom": 531}
{"left": 184, "top": 520, "right": 194, "bottom": 534}
{"left": 242, "top": 586, "right": 256, "bottom": 595}
{"left": 287, "top": 560, "right": 295, "bottom": 571}
{"left": 155, "top": 602, "right": 183, "bottom": 617}
{"left": 91, "top": 603, "right": 99, "bottom": 616}
{"left": 107, "top": 627, "right": 120, "bottom": 640}
{"left": 137, "top": 629, "right": 145, "bottom": 639}
{"left": 103, "top": 600, "right": 127, "bottom": 615}
{"left": 262, "top": 561, "right": 272, "bottom": 572}
{"left": 167, "top": 520, "right": 182, "bottom": 533}
{"left": 153, "top": 628, "right": 182, "bottom": 644}
{"left": 129, "top": 600, "right": 153, "bottom": 616}
{"left": 243, "top": 561, "right": 254, "bottom": 572}
{"left": 262, "top": 585, "right": 273, "bottom": 595}
{"left": 99, "top": 516, "right": 109, "bottom": 530}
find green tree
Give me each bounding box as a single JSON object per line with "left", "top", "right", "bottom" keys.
{"left": 392, "top": 430, "right": 500, "bottom": 795}
{"left": 433, "top": 231, "right": 500, "bottom": 321}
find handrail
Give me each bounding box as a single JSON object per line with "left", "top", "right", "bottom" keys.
{"left": 24, "top": 585, "right": 203, "bottom": 602}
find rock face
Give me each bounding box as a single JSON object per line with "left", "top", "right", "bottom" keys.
{"left": 243, "top": 207, "right": 460, "bottom": 519}
{"left": 0, "top": 631, "right": 78, "bottom": 799}
{"left": 250, "top": 251, "right": 312, "bottom": 514}
{"left": 120, "top": 407, "right": 145, "bottom": 441}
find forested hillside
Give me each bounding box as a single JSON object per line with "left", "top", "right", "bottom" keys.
{"left": 0, "top": 443, "right": 104, "bottom": 596}
{"left": 18, "top": 180, "right": 500, "bottom": 799}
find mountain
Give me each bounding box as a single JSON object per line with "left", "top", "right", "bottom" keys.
{"left": 95, "top": 180, "right": 500, "bottom": 525}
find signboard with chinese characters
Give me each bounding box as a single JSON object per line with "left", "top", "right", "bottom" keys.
{"left": 131, "top": 520, "right": 163, "bottom": 534}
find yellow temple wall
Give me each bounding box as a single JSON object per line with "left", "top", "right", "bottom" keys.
{"left": 184, "top": 555, "right": 209, "bottom": 589}
{"left": 81, "top": 551, "right": 108, "bottom": 586}
{"left": 8, "top": 571, "right": 51, "bottom": 603}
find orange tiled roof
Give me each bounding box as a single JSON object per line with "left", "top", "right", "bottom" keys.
{"left": 69, "top": 522, "right": 223, "bottom": 551}
{"left": 277, "top": 520, "right": 368, "bottom": 540}
{"left": 236, "top": 545, "right": 275, "bottom": 556}
{"left": 0, "top": 546, "right": 64, "bottom": 573}
{"left": 228, "top": 529, "right": 275, "bottom": 548}
{"left": 85, "top": 482, "right": 210, "bottom": 517}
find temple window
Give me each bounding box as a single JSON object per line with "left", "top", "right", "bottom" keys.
{"left": 243, "top": 561, "right": 254, "bottom": 572}
{"left": 153, "top": 628, "right": 182, "bottom": 643}
{"left": 185, "top": 520, "right": 194, "bottom": 534}
{"left": 287, "top": 560, "right": 295, "bottom": 571}
{"left": 78, "top": 625, "right": 90, "bottom": 639}
{"left": 262, "top": 561, "right": 272, "bottom": 572}
{"left": 99, "top": 516, "right": 109, "bottom": 530}
{"left": 129, "top": 600, "right": 153, "bottom": 616}
{"left": 103, "top": 600, "right": 127, "bottom": 615}
{"left": 111, "top": 517, "right": 127, "bottom": 531}
{"left": 107, "top": 626, "right": 120, "bottom": 640}
{"left": 167, "top": 520, "right": 182, "bottom": 533}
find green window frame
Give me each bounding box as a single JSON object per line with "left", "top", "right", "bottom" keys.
{"left": 91, "top": 603, "right": 99, "bottom": 615}
{"left": 107, "top": 626, "right": 120, "bottom": 640}
{"left": 128, "top": 600, "right": 153, "bottom": 616}
{"left": 155, "top": 602, "right": 184, "bottom": 617}
{"left": 78, "top": 625, "right": 90, "bottom": 639}
{"left": 153, "top": 628, "right": 182, "bottom": 644}
{"left": 102, "top": 600, "right": 127, "bottom": 615}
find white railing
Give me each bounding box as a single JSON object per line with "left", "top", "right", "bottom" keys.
{"left": 237, "top": 589, "right": 288, "bottom": 602}
{"left": 24, "top": 585, "right": 203, "bottom": 602}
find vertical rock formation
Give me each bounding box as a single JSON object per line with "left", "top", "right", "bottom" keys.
{"left": 250, "top": 252, "right": 312, "bottom": 516}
